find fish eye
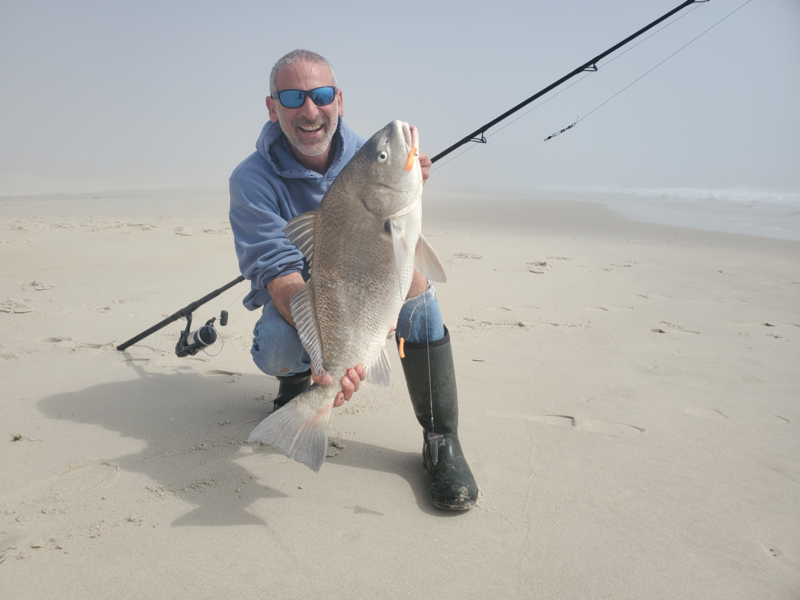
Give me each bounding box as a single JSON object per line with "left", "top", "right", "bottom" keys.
{"left": 377, "top": 151, "right": 388, "bottom": 162}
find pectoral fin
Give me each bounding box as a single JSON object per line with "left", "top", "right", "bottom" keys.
{"left": 289, "top": 285, "right": 328, "bottom": 380}
{"left": 414, "top": 234, "right": 447, "bottom": 283}
{"left": 388, "top": 219, "right": 406, "bottom": 302}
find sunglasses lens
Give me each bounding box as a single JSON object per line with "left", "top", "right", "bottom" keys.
{"left": 309, "top": 87, "right": 335, "bottom": 106}
{"left": 277, "top": 87, "right": 336, "bottom": 108}
{"left": 278, "top": 90, "right": 306, "bottom": 109}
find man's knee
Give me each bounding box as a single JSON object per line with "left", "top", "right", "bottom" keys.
{"left": 397, "top": 282, "right": 445, "bottom": 344}
{"left": 251, "top": 302, "right": 309, "bottom": 377}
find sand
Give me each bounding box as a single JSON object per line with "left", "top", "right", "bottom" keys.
{"left": 1, "top": 189, "right": 798, "bottom": 599}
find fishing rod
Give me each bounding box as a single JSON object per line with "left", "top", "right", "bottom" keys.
{"left": 430, "top": 0, "right": 708, "bottom": 164}
{"left": 117, "top": 0, "right": 710, "bottom": 352}
{"left": 116, "top": 275, "right": 243, "bottom": 352}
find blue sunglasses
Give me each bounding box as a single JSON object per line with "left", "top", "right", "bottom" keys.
{"left": 274, "top": 86, "right": 337, "bottom": 109}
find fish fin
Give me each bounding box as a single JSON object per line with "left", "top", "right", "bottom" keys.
{"left": 388, "top": 219, "right": 406, "bottom": 301}
{"left": 283, "top": 211, "right": 316, "bottom": 264}
{"left": 248, "top": 386, "right": 332, "bottom": 472}
{"left": 365, "top": 344, "right": 392, "bottom": 389}
{"left": 414, "top": 234, "right": 447, "bottom": 283}
{"left": 290, "top": 285, "right": 328, "bottom": 379}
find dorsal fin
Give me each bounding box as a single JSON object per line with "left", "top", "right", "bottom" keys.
{"left": 284, "top": 211, "right": 317, "bottom": 264}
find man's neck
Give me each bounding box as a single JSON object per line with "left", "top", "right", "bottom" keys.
{"left": 290, "top": 132, "right": 339, "bottom": 175}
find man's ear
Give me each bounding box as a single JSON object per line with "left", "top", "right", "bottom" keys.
{"left": 337, "top": 89, "right": 344, "bottom": 118}
{"left": 266, "top": 96, "right": 279, "bottom": 123}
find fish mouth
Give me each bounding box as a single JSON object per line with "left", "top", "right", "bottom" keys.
{"left": 399, "top": 122, "right": 419, "bottom": 172}
{"left": 400, "top": 122, "right": 419, "bottom": 154}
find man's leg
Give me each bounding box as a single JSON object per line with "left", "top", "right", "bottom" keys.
{"left": 396, "top": 283, "right": 479, "bottom": 510}
{"left": 252, "top": 300, "right": 312, "bottom": 410}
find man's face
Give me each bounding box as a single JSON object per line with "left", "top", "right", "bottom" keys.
{"left": 267, "top": 60, "right": 344, "bottom": 158}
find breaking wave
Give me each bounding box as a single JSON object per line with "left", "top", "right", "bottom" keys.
{"left": 570, "top": 187, "right": 800, "bottom": 208}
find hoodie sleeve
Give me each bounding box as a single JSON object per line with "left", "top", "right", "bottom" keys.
{"left": 229, "top": 162, "right": 305, "bottom": 307}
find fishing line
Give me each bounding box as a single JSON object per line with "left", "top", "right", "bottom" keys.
{"left": 431, "top": 2, "right": 702, "bottom": 173}
{"left": 573, "top": 0, "right": 753, "bottom": 127}
{"left": 433, "top": 0, "right": 752, "bottom": 177}
{"left": 433, "top": 5, "right": 703, "bottom": 172}
{"left": 223, "top": 286, "right": 247, "bottom": 311}
{"left": 202, "top": 326, "right": 225, "bottom": 357}
{"left": 398, "top": 282, "right": 441, "bottom": 464}
{"left": 431, "top": 72, "right": 593, "bottom": 172}
{"left": 422, "top": 281, "right": 441, "bottom": 465}
{"left": 429, "top": 0, "right": 709, "bottom": 165}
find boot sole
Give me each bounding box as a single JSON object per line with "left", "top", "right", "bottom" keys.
{"left": 431, "top": 497, "right": 475, "bottom": 511}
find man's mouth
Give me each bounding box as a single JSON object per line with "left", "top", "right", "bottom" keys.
{"left": 298, "top": 123, "right": 324, "bottom": 134}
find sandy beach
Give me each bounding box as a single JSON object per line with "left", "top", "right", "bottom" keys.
{"left": 1, "top": 189, "right": 798, "bottom": 599}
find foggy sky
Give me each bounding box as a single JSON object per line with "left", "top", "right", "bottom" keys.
{"left": 1, "top": 0, "right": 798, "bottom": 197}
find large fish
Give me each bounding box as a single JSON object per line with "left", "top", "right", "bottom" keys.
{"left": 248, "top": 120, "right": 446, "bottom": 471}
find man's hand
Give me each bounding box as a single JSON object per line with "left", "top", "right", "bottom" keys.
{"left": 419, "top": 151, "right": 432, "bottom": 185}
{"left": 312, "top": 364, "right": 367, "bottom": 407}
{"left": 267, "top": 272, "right": 305, "bottom": 327}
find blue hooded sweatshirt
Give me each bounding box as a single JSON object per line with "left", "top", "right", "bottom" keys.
{"left": 229, "top": 118, "right": 366, "bottom": 310}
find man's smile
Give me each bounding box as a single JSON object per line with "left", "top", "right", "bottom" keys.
{"left": 298, "top": 124, "right": 323, "bottom": 133}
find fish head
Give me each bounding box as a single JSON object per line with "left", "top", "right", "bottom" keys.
{"left": 358, "top": 120, "right": 422, "bottom": 217}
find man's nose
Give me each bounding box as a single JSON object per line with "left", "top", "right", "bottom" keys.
{"left": 297, "top": 95, "right": 320, "bottom": 118}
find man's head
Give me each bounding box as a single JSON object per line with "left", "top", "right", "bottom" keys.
{"left": 266, "top": 49, "right": 344, "bottom": 170}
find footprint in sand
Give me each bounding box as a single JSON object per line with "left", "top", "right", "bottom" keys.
{"left": 457, "top": 317, "right": 532, "bottom": 330}
{"left": 686, "top": 407, "right": 729, "bottom": 420}
{"left": 21, "top": 281, "right": 55, "bottom": 291}
{"left": 58, "top": 459, "right": 121, "bottom": 491}
{"left": 1, "top": 299, "right": 34, "bottom": 314}
{"left": 659, "top": 321, "right": 701, "bottom": 335}
{"left": 488, "top": 411, "right": 645, "bottom": 436}
{"left": 526, "top": 261, "right": 550, "bottom": 274}
{"left": 43, "top": 337, "right": 105, "bottom": 349}
{"left": 201, "top": 369, "right": 242, "bottom": 383}
{"left": 687, "top": 409, "right": 790, "bottom": 425}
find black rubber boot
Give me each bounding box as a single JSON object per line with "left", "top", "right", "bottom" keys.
{"left": 272, "top": 369, "right": 312, "bottom": 412}
{"left": 399, "top": 326, "right": 478, "bottom": 510}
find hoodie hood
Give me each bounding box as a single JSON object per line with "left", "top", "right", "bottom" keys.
{"left": 256, "top": 117, "right": 354, "bottom": 182}
{"left": 229, "top": 117, "right": 366, "bottom": 310}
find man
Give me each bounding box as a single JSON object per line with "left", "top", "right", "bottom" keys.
{"left": 229, "top": 49, "right": 478, "bottom": 510}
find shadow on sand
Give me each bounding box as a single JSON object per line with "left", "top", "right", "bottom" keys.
{"left": 38, "top": 358, "right": 460, "bottom": 525}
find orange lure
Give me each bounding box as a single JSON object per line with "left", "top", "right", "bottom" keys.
{"left": 404, "top": 146, "right": 419, "bottom": 171}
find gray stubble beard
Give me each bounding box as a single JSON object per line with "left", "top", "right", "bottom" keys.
{"left": 276, "top": 107, "right": 337, "bottom": 158}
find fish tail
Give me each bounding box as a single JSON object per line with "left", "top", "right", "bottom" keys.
{"left": 248, "top": 384, "right": 334, "bottom": 472}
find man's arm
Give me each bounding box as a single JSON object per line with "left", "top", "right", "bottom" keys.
{"left": 266, "top": 272, "right": 305, "bottom": 327}
{"left": 229, "top": 171, "right": 306, "bottom": 309}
